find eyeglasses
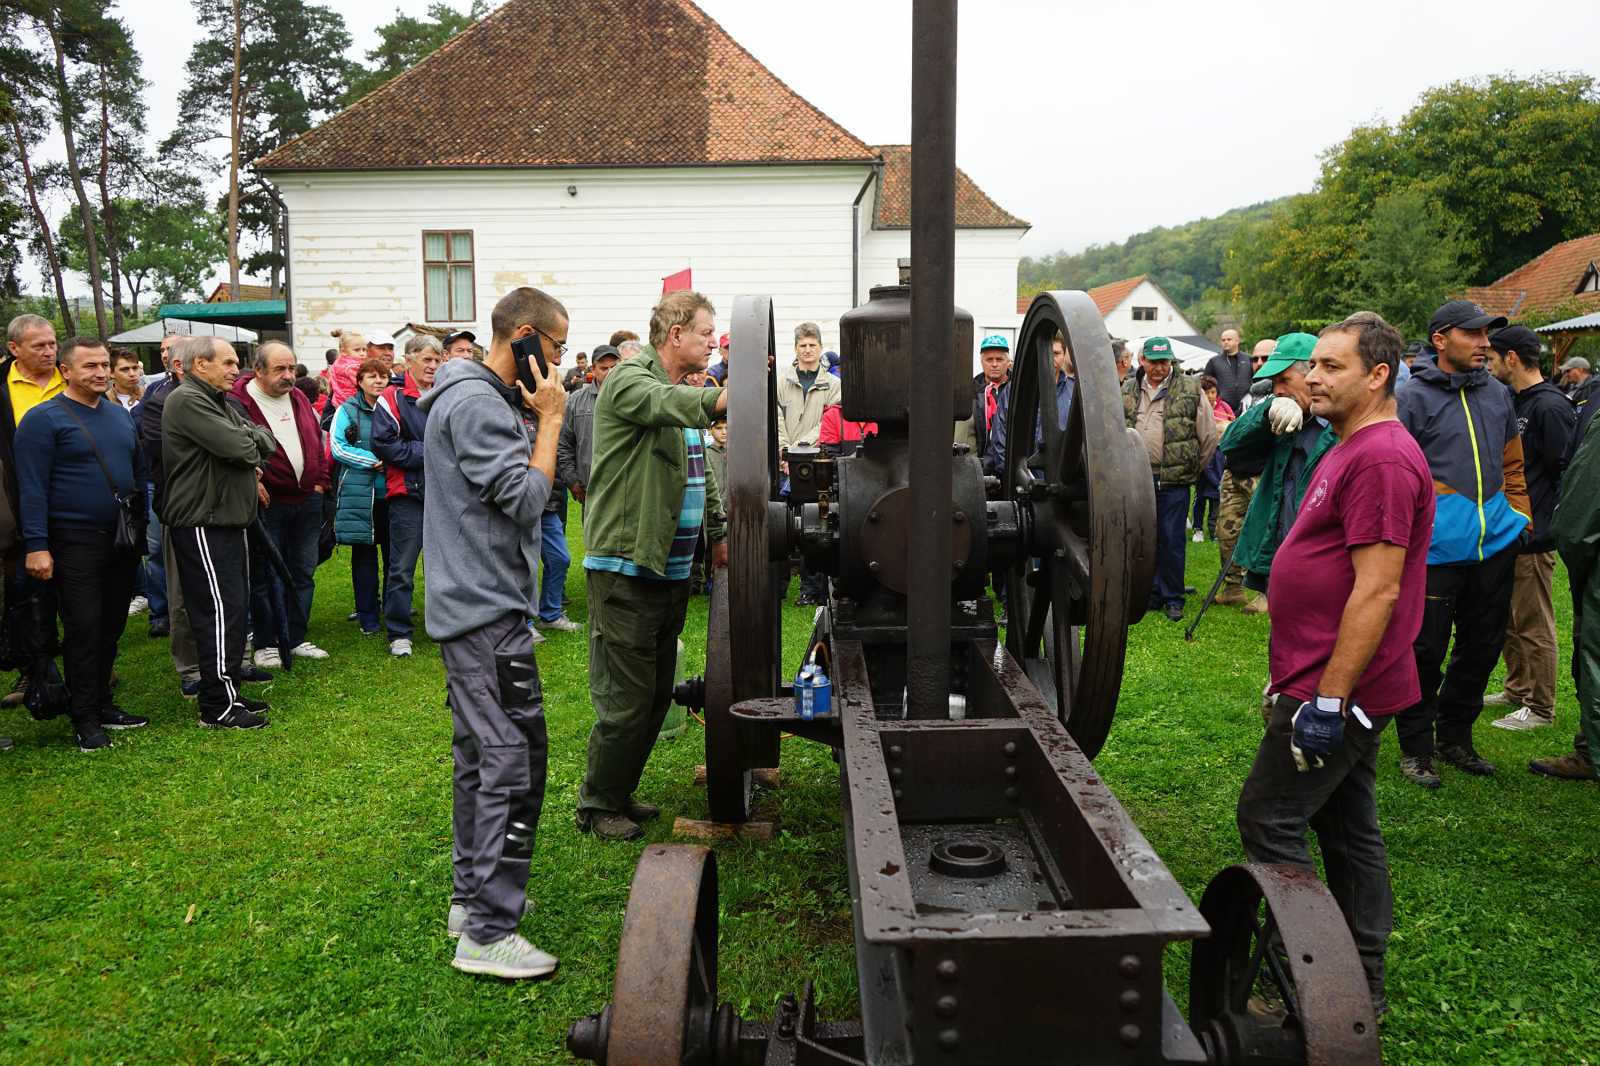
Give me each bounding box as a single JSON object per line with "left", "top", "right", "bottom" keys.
{"left": 532, "top": 327, "right": 569, "bottom": 359}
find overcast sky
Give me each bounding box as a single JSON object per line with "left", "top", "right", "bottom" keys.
{"left": 34, "top": 0, "right": 1600, "bottom": 294}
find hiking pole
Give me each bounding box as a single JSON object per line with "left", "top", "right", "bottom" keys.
{"left": 1185, "top": 540, "right": 1240, "bottom": 643}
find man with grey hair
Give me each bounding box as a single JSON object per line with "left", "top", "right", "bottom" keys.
{"left": 163, "top": 337, "right": 278, "bottom": 729}
{"left": 2, "top": 313, "right": 66, "bottom": 710}
{"left": 372, "top": 332, "right": 443, "bottom": 656}
{"left": 616, "top": 339, "right": 643, "bottom": 360}
{"left": 776, "top": 320, "right": 840, "bottom": 605}
{"left": 230, "top": 340, "right": 332, "bottom": 666}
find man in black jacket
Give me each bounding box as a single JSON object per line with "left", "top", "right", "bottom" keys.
{"left": 1205, "top": 329, "right": 1252, "bottom": 415}
{"left": 1484, "top": 326, "right": 1576, "bottom": 731}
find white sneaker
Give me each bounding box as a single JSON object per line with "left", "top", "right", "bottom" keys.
{"left": 1482, "top": 690, "right": 1514, "bottom": 708}
{"left": 390, "top": 637, "right": 413, "bottom": 657}
{"left": 254, "top": 647, "right": 283, "bottom": 669}
{"left": 527, "top": 621, "right": 546, "bottom": 645}
{"left": 1191, "top": 531, "right": 1205, "bottom": 543}
{"left": 541, "top": 614, "right": 582, "bottom": 633}
{"left": 452, "top": 932, "right": 558, "bottom": 979}
{"left": 447, "top": 903, "right": 467, "bottom": 938}
{"left": 127, "top": 595, "right": 149, "bottom": 617}
{"left": 1490, "top": 706, "right": 1554, "bottom": 731}
{"left": 291, "top": 642, "right": 330, "bottom": 660}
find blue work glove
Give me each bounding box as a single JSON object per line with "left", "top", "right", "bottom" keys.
{"left": 1290, "top": 694, "right": 1373, "bottom": 772}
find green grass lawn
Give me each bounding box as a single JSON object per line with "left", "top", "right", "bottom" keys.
{"left": 3, "top": 516, "right": 1599, "bottom": 1064}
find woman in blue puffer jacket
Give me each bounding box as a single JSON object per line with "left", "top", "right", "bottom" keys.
{"left": 331, "top": 357, "right": 390, "bottom": 634}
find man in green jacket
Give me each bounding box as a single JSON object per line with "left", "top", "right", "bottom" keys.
{"left": 163, "top": 336, "right": 278, "bottom": 730}
{"left": 578, "top": 290, "right": 728, "bottom": 840}
{"left": 1217, "top": 333, "right": 1339, "bottom": 613}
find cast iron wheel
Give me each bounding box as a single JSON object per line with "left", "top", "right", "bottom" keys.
{"left": 1189, "top": 864, "right": 1382, "bottom": 1066}
{"left": 703, "top": 295, "right": 785, "bottom": 823}
{"left": 602, "top": 845, "right": 723, "bottom": 1066}
{"left": 1002, "top": 291, "right": 1156, "bottom": 758}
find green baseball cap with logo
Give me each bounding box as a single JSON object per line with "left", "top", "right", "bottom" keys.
{"left": 1252, "top": 332, "right": 1317, "bottom": 379}
{"left": 1141, "top": 336, "right": 1174, "bottom": 361}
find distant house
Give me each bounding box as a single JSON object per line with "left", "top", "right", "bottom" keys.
{"left": 1015, "top": 274, "right": 1211, "bottom": 352}
{"left": 1461, "top": 232, "right": 1600, "bottom": 321}
{"left": 205, "top": 282, "right": 275, "bottom": 303}
{"left": 256, "top": 0, "right": 1027, "bottom": 364}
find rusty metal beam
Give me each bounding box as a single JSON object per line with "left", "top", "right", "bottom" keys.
{"left": 906, "top": 0, "right": 958, "bottom": 718}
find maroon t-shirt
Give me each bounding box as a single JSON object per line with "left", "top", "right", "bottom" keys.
{"left": 1267, "top": 420, "right": 1435, "bottom": 715}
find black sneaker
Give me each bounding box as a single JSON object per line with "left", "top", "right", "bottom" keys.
{"left": 1, "top": 736, "right": 14, "bottom": 751}
{"left": 1438, "top": 744, "right": 1496, "bottom": 776}
{"left": 181, "top": 678, "right": 201, "bottom": 699}
{"left": 76, "top": 728, "right": 112, "bottom": 752}
{"left": 238, "top": 665, "right": 275, "bottom": 683}
{"left": 1399, "top": 755, "right": 1442, "bottom": 789}
{"left": 237, "top": 696, "right": 271, "bottom": 714}
{"left": 148, "top": 618, "right": 170, "bottom": 638}
{"left": 99, "top": 707, "right": 150, "bottom": 730}
{"left": 200, "top": 703, "right": 269, "bottom": 730}
{"left": 1163, "top": 602, "right": 1185, "bottom": 622}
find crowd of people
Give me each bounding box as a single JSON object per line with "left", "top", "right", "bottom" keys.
{"left": 4, "top": 286, "right": 1598, "bottom": 1007}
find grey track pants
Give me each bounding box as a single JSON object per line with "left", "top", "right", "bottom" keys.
{"left": 442, "top": 611, "right": 548, "bottom": 944}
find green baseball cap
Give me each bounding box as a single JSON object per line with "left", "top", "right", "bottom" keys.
{"left": 1252, "top": 332, "right": 1317, "bottom": 379}
{"left": 1141, "top": 336, "right": 1174, "bottom": 361}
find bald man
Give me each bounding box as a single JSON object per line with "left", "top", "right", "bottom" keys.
{"left": 1215, "top": 338, "right": 1278, "bottom": 608}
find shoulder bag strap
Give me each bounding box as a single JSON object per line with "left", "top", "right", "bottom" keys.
{"left": 53, "top": 396, "right": 130, "bottom": 500}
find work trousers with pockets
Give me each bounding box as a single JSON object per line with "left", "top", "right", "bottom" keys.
{"left": 1396, "top": 549, "right": 1518, "bottom": 758}
{"left": 1502, "top": 551, "right": 1558, "bottom": 715}
{"left": 579, "top": 569, "right": 691, "bottom": 814}
{"left": 1152, "top": 483, "right": 1191, "bottom": 608}
{"left": 259, "top": 494, "right": 323, "bottom": 649}
{"left": 1238, "top": 694, "right": 1392, "bottom": 1009}
{"left": 443, "top": 611, "right": 548, "bottom": 944}
{"left": 52, "top": 527, "right": 137, "bottom": 730}
{"left": 1216, "top": 471, "right": 1257, "bottom": 590}
{"left": 384, "top": 494, "right": 423, "bottom": 640}
{"left": 1567, "top": 565, "right": 1600, "bottom": 764}
{"left": 169, "top": 525, "right": 250, "bottom": 719}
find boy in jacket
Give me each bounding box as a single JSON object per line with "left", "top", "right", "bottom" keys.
{"left": 1393, "top": 302, "right": 1530, "bottom": 787}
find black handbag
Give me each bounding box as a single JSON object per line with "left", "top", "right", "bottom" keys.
{"left": 55, "top": 397, "right": 147, "bottom": 557}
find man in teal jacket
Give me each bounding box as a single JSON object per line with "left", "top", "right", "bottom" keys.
{"left": 1217, "top": 333, "right": 1339, "bottom": 612}
{"left": 578, "top": 290, "right": 728, "bottom": 840}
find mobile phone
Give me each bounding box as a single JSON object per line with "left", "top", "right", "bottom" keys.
{"left": 510, "top": 332, "right": 549, "bottom": 390}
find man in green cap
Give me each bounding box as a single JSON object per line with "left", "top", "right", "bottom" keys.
{"left": 1217, "top": 333, "right": 1340, "bottom": 612}
{"left": 1124, "top": 336, "right": 1218, "bottom": 621}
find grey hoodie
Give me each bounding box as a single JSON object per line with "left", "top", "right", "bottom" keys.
{"left": 419, "top": 358, "right": 551, "bottom": 641}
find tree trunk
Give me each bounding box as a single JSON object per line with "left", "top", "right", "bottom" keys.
{"left": 226, "top": 0, "right": 243, "bottom": 299}
{"left": 97, "top": 65, "right": 124, "bottom": 333}
{"left": 47, "top": 19, "right": 109, "bottom": 337}
{"left": 6, "top": 111, "right": 75, "bottom": 334}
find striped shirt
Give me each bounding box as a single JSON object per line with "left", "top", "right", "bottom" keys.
{"left": 585, "top": 428, "right": 707, "bottom": 581}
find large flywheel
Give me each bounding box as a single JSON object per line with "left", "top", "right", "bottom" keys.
{"left": 1003, "top": 291, "right": 1156, "bottom": 758}
{"left": 702, "top": 296, "right": 785, "bottom": 823}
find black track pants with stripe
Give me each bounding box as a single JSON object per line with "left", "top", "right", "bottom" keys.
{"left": 169, "top": 525, "right": 249, "bottom": 718}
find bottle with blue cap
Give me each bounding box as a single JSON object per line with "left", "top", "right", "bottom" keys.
{"left": 794, "top": 645, "right": 833, "bottom": 720}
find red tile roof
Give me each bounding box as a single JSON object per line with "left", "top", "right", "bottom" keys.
{"left": 257, "top": 0, "right": 877, "bottom": 171}
{"left": 872, "top": 145, "right": 1028, "bottom": 230}
{"left": 1018, "top": 275, "right": 1150, "bottom": 316}
{"left": 1458, "top": 233, "right": 1600, "bottom": 320}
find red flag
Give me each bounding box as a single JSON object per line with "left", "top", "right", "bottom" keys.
{"left": 662, "top": 267, "right": 692, "bottom": 294}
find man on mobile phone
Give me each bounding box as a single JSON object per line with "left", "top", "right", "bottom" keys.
{"left": 422, "top": 285, "right": 566, "bottom": 980}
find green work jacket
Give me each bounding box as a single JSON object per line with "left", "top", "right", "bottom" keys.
{"left": 584, "top": 345, "right": 727, "bottom": 575}
{"left": 1218, "top": 397, "right": 1339, "bottom": 583}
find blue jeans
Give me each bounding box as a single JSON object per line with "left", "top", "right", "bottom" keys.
{"left": 537, "top": 510, "right": 570, "bottom": 622}
{"left": 384, "top": 495, "right": 424, "bottom": 639}
{"left": 260, "top": 494, "right": 323, "bottom": 648}
{"left": 144, "top": 484, "right": 168, "bottom": 621}
{"left": 351, "top": 500, "right": 390, "bottom": 633}
{"left": 1153, "top": 484, "right": 1190, "bottom": 608}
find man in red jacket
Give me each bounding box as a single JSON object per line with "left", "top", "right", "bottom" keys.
{"left": 230, "top": 341, "right": 333, "bottom": 665}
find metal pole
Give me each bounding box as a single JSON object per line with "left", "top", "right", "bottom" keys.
{"left": 906, "top": 0, "right": 957, "bottom": 718}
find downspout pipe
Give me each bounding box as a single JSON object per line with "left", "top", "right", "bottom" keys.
{"left": 850, "top": 163, "right": 879, "bottom": 309}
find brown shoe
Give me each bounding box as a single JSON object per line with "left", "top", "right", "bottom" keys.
{"left": 1529, "top": 751, "right": 1599, "bottom": 781}
{"left": 2, "top": 676, "right": 26, "bottom": 707}
{"left": 576, "top": 809, "right": 644, "bottom": 841}
{"left": 1214, "top": 586, "right": 1251, "bottom": 608}
{"left": 1241, "top": 594, "right": 1269, "bottom": 615}
{"left": 623, "top": 798, "right": 661, "bottom": 823}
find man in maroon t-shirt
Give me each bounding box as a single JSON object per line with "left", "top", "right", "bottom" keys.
{"left": 1236, "top": 311, "right": 1433, "bottom": 1019}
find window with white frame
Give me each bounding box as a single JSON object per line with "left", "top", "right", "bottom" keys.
{"left": 423, "top": 230, "right": 475, "bottom": 321}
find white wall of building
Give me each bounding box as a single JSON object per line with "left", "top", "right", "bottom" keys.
{"left": 1100, "top": 279, "right": 1199, "bottom": 340}
{"left": 272, "top": 165, "right": 876, "bottom": 361}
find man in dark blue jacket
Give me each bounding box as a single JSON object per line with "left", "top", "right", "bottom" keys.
{"left": 1394, "top": 301, "right": 1529, "bottom": 786}
{"left": 1482, "top": 326, "right": 1576, "bottom": 732}
{"left": 15, "top": 337, "right": 149, "bottom": 750}
{"left": 372, "top": 334, "right": 441, "bottom": 658}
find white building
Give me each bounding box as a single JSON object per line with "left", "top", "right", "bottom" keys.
{"left": 1015, "top": 274, "right": 1210, "bottom": 354}
{"left": 259, "top": 0, "right": 1028, "bottom": 367}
